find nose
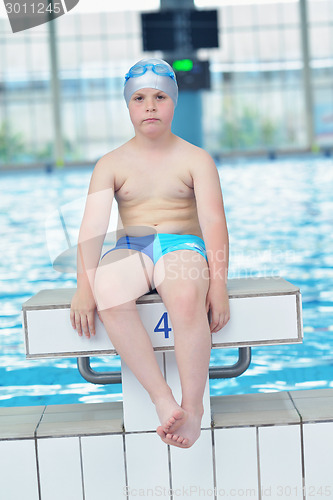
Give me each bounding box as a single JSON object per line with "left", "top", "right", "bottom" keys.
{"left": 146, "top": 98, "right": 156, "bottom": 112}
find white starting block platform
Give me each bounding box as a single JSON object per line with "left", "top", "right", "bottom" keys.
{"left": 23, "top": 276, "right": 302, "bottom": 359}
{"left": 22, "top": 276, "right": 303, "bottom": 433}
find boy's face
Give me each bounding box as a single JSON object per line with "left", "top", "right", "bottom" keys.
{"left": 128, "top": 88, "right": 174, "bottom": 136}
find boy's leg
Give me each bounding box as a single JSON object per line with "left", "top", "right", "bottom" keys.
{"left": 154, "top": 250, "right": 211, "bottom": 448}
{"left": 94, "top": 249, "right": 186, "bottom": 432}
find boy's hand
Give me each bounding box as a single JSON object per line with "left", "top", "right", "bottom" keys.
{"left": 206, "top": 283, "right": 230, "bottom": 333}
{"left": 70, "top": 289, "right": 98, "bottom": 338}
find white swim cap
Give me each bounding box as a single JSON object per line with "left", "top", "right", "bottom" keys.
{"left": 124, "top": 58, "right": 178, "bottom": 108}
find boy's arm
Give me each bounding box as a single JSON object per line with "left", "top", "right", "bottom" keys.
{"left": 192, "top": 151, "right": 230, "bottom": 333}
{"left": 70, "top": 156, "right": 115, "bottom": 337}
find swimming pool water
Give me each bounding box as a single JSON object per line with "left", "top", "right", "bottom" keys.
{"left": 1, "top": 157, "right": 332, "bottom": 407}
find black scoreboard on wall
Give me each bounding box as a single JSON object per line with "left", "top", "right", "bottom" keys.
{"left": 141, "top": 9, "right": 219, "bottom": 52}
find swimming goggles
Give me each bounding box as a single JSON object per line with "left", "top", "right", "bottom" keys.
{"left": 125, "top": 63, "right": 176, "bottom": 83}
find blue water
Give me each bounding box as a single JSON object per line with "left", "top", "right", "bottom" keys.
{"left": 1, "top": 157, "right": 333, "bottom": 407}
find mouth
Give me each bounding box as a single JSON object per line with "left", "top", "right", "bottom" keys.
{"left": 143, "top": 118, "right": 159, "bottom": 123}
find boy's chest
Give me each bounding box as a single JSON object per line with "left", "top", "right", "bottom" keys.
{"left": 115, "top": 163, "right": 194, "bottom": 202}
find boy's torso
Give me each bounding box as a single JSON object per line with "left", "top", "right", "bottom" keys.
{"left": 110, "top": 140, "right": 202, "bottom": 237}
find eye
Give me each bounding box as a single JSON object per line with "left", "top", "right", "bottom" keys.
{"left": 156, "top": 94, "right": 166, "bottom": 100}
{"left": 134, "top": 95, "right": 143, "bottom": 102}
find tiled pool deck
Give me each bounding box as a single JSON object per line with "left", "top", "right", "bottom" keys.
{"left": 1, "top": 389, "right": 333, "bottom": 500}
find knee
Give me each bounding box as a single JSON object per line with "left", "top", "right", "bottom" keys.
{"left": 166, "top": 282, "right": 205, "bottom": 322}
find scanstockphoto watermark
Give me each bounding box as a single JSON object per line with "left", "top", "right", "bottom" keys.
{"left": 4, "top": 0, "right": 80, "bottom": 33}
{"left": 165, "top": 246, "right": 299, "bottom": 282}
{"left": 123, "top": 486, "right": 257, "bottom": 497}
{"left": 124, "top": 485, "right": 333, "bottom": 497}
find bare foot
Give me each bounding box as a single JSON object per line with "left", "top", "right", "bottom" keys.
{"left": 156, "top": 410, "right": 203, "bottom": 449}
{"left": 154, "top": 395, "right": 187, "bottom": 434}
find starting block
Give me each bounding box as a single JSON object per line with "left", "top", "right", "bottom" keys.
{"left": 22, "top": 276, "right": 303, "bottom": 433}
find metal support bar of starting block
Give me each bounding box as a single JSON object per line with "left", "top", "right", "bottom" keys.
{"left": 76, "top": 347, "right": 252, "bottom": 385}
{"left": 77, "top": 357, "right": 122, "bottom": 385}
{"left": 209, "top": 347, "right": 252, "bottom": 379}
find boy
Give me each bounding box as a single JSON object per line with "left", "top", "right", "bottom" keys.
{"left": 70, "top": 58, "right": 230, "bottom": 448}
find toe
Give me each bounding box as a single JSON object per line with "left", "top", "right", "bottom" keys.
{"left": 164, "top": 416, "right": 176, "bottom": 431}
{"left": 156, "top": 426, "right": 166, "bottom": 439}
{"left": 166, "top": 409, "right": 187, "bottom": 434}
{"left": 157, "top": 432, "right": 191, "bottom": 449}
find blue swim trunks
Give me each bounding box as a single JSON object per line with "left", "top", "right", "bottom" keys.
{"left": 101, "top": 233, "right": 207, "bottom": 264}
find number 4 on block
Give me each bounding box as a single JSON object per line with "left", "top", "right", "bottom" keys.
{"left": 154, "top": 312, "right": 172, "bottom": 339}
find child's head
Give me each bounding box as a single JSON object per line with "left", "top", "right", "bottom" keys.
{"left": 124, "top": 58, "right": 178, "bottom": 108}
